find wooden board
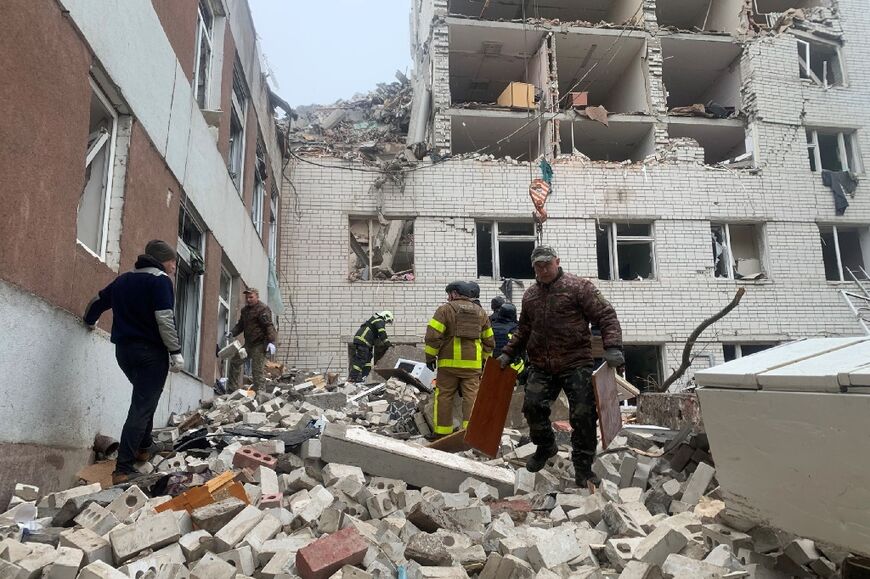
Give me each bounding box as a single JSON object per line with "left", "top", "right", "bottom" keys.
{"left": 426, "top": 429, "right": 470, "bottom": 453}
{"left": 592, "top": 363, "right": 622, "bottom": 450}
{"left": 464, "top": 358, "right": 517, "bottom": 458}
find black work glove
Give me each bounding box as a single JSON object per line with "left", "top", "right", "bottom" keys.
{"left": 604, "top": 348, "right": 625, "bottom": 368}
{"left": 496, "top": 353, "right": 511, "bottom": 369}
{"left": 383, "top": 341, "right": 393, "bottom": 349}
{"left": 426, "top": 359, "right": 436, "bottom": 371}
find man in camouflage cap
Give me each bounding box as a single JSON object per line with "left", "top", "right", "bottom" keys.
{"left": 498, "top": 245, "right": 624, "bottom": 487}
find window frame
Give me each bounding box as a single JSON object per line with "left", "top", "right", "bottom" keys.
{"left": 175, "top": 204, "right": 206, "bottom": 375}
{"left": 268, "top": 187, "right": 279, "bottom": 261}
{"left": 228, "top": 61, "right": 248, "bottom": 191}
{"left": 193, "top": 0, "right": 215, "bottom": 109}
{"left": 796, "top": 35, "right": 845, "bottom": 88}
{"left": 477, "top": 220, "right": 537, "bottom": 280}
{"left": 78, "top": 77, "right": 120, "bottom": 260}
{"left": 711, "top": 223, "right": 766, "bottom": 280}
{"left": 252, "top": 171, "right": 265, "bottom": 236}
{"left": 217, "top": 265, "right": 233, "bottom": 378}
{"left": 598, "top": 221, "right": 657, "bottom": 281}
{"left": 806, "top": 128, "right": 861, "bottom": 174}
{"left": 348, "top": 217, "right": 416, "bottom": 282}
{"left": 820, "top": 224, "right": 869, "bottom": 282}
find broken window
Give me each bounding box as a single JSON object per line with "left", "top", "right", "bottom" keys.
{"left": 711, "top": 224, "right": 765, "bottom": 279}
{"left": 754, "top": 0, "right": 824, "bottom": 17}
{"left": 661, "top": 37, "right": 742, "bottom": 111}
{"left": 668, "top": 121, "right": 749, "bottom": 166}
{"left": 597, "top": 222, "right": 655, "bottom": 281}
{"left": 349, "top": 218, "right": 415, "bottom": 282}
{"left": 252, "top": 139, "right": 267, "bottom": 236}
{"left": 193, "top": 0, "right": 214, "bottom": 109}
{"left": 819, "top": 225, "right": 870, "bottom": 282}
{"left": 477, "top": 221, "right": 536, "bottom": 280}
{"left": 797, "top": 37, "right": 844, "bottom": 88}
{"left": 268, "top": 186, "right": 279, "bottom": 262}
{"left": 656, "top": 0, "right": 744, "bottom": 34}
{"left": 217, "top": 265, "right": 234, "bottom": 379}
{"left": 228, "top": 58, "right": 247, "bottom": 191}
{"left": 807, "top": 129, "right": 860, "bottom": 173}
{"left": 723, "top": 343, "right": 776, "bottom": 362}
{"left": 77, "top": 79, "right": 119, "bottom": 258}
{"left": 176, "top": 202, "right": 206, "bottom": 374}
{"left": 624, "top": 345, "right": 663, "bottom": 393}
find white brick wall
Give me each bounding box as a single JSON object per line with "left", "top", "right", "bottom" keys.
{"left": 279, "top": 0, "right": 870, "bottom": 389}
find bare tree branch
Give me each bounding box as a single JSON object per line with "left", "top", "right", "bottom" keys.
{"left": 658, "top": 288, "right": 746, "bottom": 392}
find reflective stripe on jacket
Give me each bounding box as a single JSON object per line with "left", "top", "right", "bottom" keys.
{"left": 353, "top": 315, "right": 389, "bottom": 347}
{"left": 424, "top": 298, "right": 494, "bottom": 370}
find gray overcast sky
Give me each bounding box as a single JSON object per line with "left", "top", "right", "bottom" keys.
{"left": 248, "top": 1, "right": 413, "bottom": 108}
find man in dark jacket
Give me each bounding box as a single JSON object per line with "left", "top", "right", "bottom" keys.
{"left": 228, "top": 288, "right": 278, "bottom": 391}
{"left": 84, "top": 240, "right": 184, "bottom": 484}
{"left": 348, "top": 311, "right": 394, "bottom": 383}
{"left": 490, "top": 295, "right": 506, "bottom": 323}
{"left": 498, "top": 245, "right": 623, "bottom": 487}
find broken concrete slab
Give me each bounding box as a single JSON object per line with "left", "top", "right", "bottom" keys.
{"left": 321, "top": 424, "right": 514, "bottom": 496}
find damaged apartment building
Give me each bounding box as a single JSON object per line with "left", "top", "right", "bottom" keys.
{"left": 281, "top": 0, "right": 870, "bottom": 389}
{"left": 0, "top": 0, "right": 287, "bottom": 490}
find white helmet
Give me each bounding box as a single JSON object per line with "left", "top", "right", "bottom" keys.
{"left": 378, "top": 311, "right": 394, "bottom": 323}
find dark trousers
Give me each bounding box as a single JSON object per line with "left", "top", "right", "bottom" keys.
{"left": 523, "top": 365, "right": 598, "bottom": 472}
{"left": 115, "top": 343, "right": 169, "bottom": 474}
{"left": 348, "top": 343, "right": 373, "bottom": 382}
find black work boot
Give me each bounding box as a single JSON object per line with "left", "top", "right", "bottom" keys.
{"left": 574, "top": 467, "right": 601, "bottom": 489}
{"left": 526, "top": 444, "right": 558, "bottom": 473}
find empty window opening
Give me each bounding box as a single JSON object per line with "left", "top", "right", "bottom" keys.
{"left": 597, "top": 222, "right": 655, "bottom": 281}
{"left": 625, "top": 345, "right": 663, "bottom": 392}
{"left": 193, "top": 0, "right": 214, "bottom": 109}
{"left": 555, "top": 33, "right": 648, "bottom": 114}
{"left": 661, "top": 37, "right": 742, "bottom": 110}
{"left": 176, "top": 202, "right": 206, "bottom": 374}
{"left": 477, "top": 221, "right": 536, "bottom": 279}
{"left": 797, "top": 37, "right": 844, "bottom": 88}
{"left": 559, "top": 120, "right": 655, "bottom": 162}
{"left": 448, "top": 0, "right": 644, "bottom": 25}
{"left": 217, "top": 265, "right": 234, "bottom": 380}
{"left": 754, "top": 0, "right": 824, "bottom": 16}
{"left": 451, "top": 112, "right": 543, "bottom": 159}
{"left": 819, "top": 225, "right": 870, "bottom": 282}
{"left": 656, "top": 0, "right": 744, "bottom": 34}
{"left": 78, "top": 79, "right": 119, "bottom": 258}
{"left": 668, "top": 121, "right": 748, "bottom": 165}
{"left": 349, "top": 218, "right": 415, "bottom": 282}
{"left": 448, "top": 21, "right": 546, "bottom": 106}
{"left": 712, "top": 223, "right": 765, "bottom": 279}
{"left": 252, "top": 139, "right": 267, "bottom": 236}
{"left": 723, "top": 343, "right": 776, "bottom": 361}
{"left": 228, "top": 58, "right": 247, "bottom": 191}
{"left": 806, "top": 129, "right": 859, "bottom": 173}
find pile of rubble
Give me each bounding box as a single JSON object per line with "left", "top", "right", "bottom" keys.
{"left": 287, "top": 73, "right": 413, "bottom": 163}
{"left": 0, "top": 375, "right": 855, "bottom": 578}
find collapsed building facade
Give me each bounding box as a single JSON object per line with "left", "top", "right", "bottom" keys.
{"left": 0, "top": 0, "right": 286, "bottom": 490}
{"left": 281, "top": 0, "right": 870, "bottom": 388}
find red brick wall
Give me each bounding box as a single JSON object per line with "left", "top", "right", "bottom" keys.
{"left": 151, "top": 0, "right": 198, "bottom": 83}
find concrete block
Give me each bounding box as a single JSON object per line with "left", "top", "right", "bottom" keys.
{"left": 296, "top": 527, "right": 368, "bottom": 579}
{"left": 301, "top": 438, "right": 322, "bottom": 460}
{"left": 333, "top": 477, "right": 373, "bottom": 504}
{"left": 190, "top": 552, "right": 236, "bottom": 579}
{"left": 152, "top": 563, "right": 190, "bottom": 579}
{"left": 619, "top": 456, "right": 638, "bottom": 489}
{"left": 282, "top": 468, "right": 320, "bottom": 492}
{"left": 498, "top": 536, "right": 533, "bottom": 561}
{"left": 46, "top": 484, "right": 101, "bottom": 510}
{"left": 76, "top": 560, "right": 128, "bottom": 579}
{"left": 704, "top": 544, "right": 744, "bottom": 571}
{"left": 405, "top": 532, "right": 453, "bottom": 566}
{"left": 58, "top": 528, "right": 111, "bottom": 565}
{"left": 369, "top": 477, "right": 407, "bottom": 494}
{"left": 43, "top": 546, "right": 83, "bottom": 579}
{"left": 458, "top": 477, "right": 499, "bottom": 500}
{"left": 243, "top": 512, "right": 282, "bottom": 547}
{"left": 681, "top": 462, "right": 715, "bottom": 506}
{"left": 662, "top": 553, "right": 729, "bottom": 578}
{"left": 634, "top": 526, "right": 688, "bottom": 566}
{"left": 450, "top": 505, "right": 491, "bottom": 531}
{"left": 214, "top": 505, "right": 265, "bottom": 551}
{"left": 391, "top": 489, "right": 422, "bottom": 512}
{"left": 416, "top": 567, "right": 470, "bottom": 578}
{"left": 0, "top": 559, "right": 26, "bottom": 578}
{"left": 574, "top": 525, "right": 608, "bottom": 546}
{"left": 632, "top": 459, "right": 654, "bottom": 491}
{"left": 190, "top": 497, "right": 246, "bottom": 534}
{"left": 605, "top": 538, "right": 645, "bottom": 571}
{"left": 217, "top": 544, "right": 256, "bottom": 575}
{"left": 257, "top": 536, "right": 315, "bottom": 566}
{"left": 15, "top": 542, "right": 55, "bottom": 578}
{"left": 495, "top": 553, "right": 535, "bottom": 578}
{"left": 808, "top": 557, "right": 836, "bottom": 578}
{"left": 784, "top": 538, "right": 819, "bottom": 565}
{"left": 321, "top": 424, "right": 514, "bottom": 496}
{"left": 74, "top": 503, "right": 120, "bottom": 536}
{"left": 257, "top": 466, "right": 281, "bottom": 495}
{"left": 233, "top": 446, "right": 278, "bottom": 470}
{"left": 513, "top": 469, "right": 536, "bottom": 495}
{"left": 178, "top": 530, "right": 213, "bottom": 562}
{"left": 701, "top": 524, "right": 752, "bottom": 551}
{"left": 322, "top": 464, "right": 366, "bottom": 487}
{"left": 479, "top": 552, "right": 503, "bottom": 579}
{"left": 619, "top": 488, "right": 644, "bottom": 504}
{"left": 117, "top": 543, "right": 183, "bottom": 577}
{"left": 13, "top": 485, "right": 39, "bottom": 502}
{"left": 527, "top": 532, "right": 583, "bottom": 571}
{"left": 106, "top": 486, "right": 148, "bottom": 523}
{"left": 299, "top": 485, "right": 336, "bottom": 525}
{"left": 603, "top": 502, "right": 647, "bottom": 538}
{"left": 109, "top": 511, "right": 181, "bottom": 563}
{"left": 407, "top": 502, "right": 459, "bottom": 533}
{"left": 662, "top": 479, "right": 683, "bottom": 498}
{"left": 619, "top": 560, "right": 659, "bottom": 579}
{"left": 564, "top": 494, "right": 605, "bottom": 525}
{"left": 366, "top": 492, "right": 398, "bottom": 519}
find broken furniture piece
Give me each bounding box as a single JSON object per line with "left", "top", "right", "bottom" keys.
{"left": 496, "top": 82, "right": 537, "bottom": 110}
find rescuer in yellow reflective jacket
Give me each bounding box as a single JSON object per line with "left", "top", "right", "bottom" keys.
{"left": 424, "top": 281, "right": 495, "bottom": 435}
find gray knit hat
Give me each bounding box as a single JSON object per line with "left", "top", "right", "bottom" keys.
{"left": 145, "top": 239, "right": 177, "bottom": 262}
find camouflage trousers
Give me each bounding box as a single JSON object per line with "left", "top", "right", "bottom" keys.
{"left": 522, "top": 365, "right": 598, "bottom": 471}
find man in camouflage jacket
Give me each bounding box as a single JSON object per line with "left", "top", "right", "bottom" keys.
{"left": 499, "top": 246, "right": 624, "bottom": 486}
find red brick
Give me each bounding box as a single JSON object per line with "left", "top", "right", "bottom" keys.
{"left": 258, "top": 493, "right": 282, "bottom": 509}
{"left": 232, "top": 447, "right": 278, "bottom": 470}
{"left": 296, "top": 527, "right": 367, "bottom": 579}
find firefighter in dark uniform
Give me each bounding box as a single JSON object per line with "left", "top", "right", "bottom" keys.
{"left": 348, "top": 311, "right": 394, "bottom": 383}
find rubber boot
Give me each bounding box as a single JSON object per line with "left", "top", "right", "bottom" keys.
{"left": 526, "top": 444, "right": 558, "bottom": 473}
